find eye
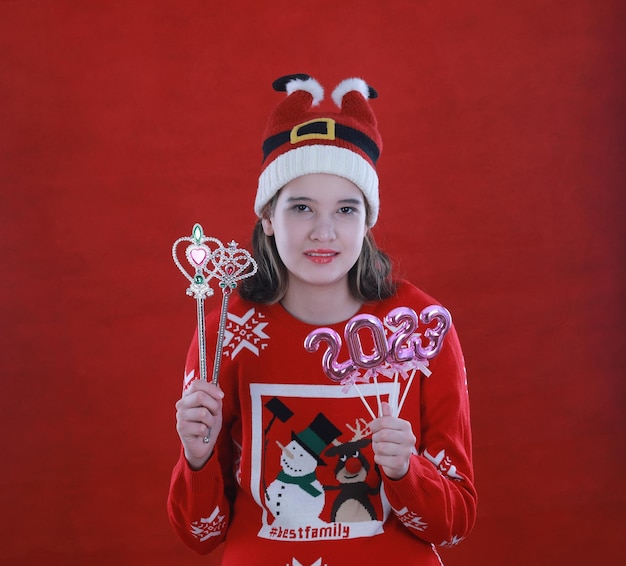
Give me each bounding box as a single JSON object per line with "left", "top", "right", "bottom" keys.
{"left": 339, "top": 455, "right": 347, "bottom": 462}
{"left": 292, "top": 203, "right": 311, "bottom": 213}
{"left": 338, "top": 206, "right": 356, "bottom": 215}
{"left": 352, "top": 450, "right": 360, "bottom": 458}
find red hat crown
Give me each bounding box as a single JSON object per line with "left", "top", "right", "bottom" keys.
{"left": 261, "top": 75, "right": 381, "bottom": 168}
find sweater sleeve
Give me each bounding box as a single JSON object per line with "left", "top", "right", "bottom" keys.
{"left": 382, "top": 323, "right": 477, "bottom": 547}
{"left": 166, "top": 329, "right": 236, "bottom": 555}
{"left": 167, "top": 446, "right": 234, "bottom": 554}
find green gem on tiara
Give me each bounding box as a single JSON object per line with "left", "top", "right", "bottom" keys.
{"left": 192, "top": 223, "right": 204, "bottom": 244}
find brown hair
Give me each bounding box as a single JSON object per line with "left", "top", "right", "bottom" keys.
{"left": 239, "top": 198, "right": 397, "bottom": 304}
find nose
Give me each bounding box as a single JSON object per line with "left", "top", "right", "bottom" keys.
{"left": 310, "top": 215, "right": 336, "bottom": 241}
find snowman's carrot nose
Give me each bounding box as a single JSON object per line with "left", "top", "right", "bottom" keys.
{"left": 276, "top": 440, "right": 294, "bottom": 459}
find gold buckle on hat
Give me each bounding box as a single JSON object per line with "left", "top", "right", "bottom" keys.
{"left": 290, "top": 118, "right": 336, "bottom": 144}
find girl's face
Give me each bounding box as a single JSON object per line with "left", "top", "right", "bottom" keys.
{"left": 262, "top": 173, "right": 368, "bottom": 291}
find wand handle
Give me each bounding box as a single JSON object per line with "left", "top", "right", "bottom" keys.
{"left": 211, "top": 288, "right": 231, "bottom": 385}
{"left": 196, "top": 297, "right": 208, "bottom": 382}
{"left": 203, "top": 287, "right": 232, "bottom": 444}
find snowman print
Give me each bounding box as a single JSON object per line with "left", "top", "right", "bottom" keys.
{"left": 265, "top": 413, "right": 341, "bottom": 526}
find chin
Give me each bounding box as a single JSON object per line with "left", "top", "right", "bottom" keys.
{"left": 293, "top": 270, "right": 349, "bottom": 289}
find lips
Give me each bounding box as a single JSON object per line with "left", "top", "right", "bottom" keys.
{"left": 305, "top": 249, "right": 338, "bottom": 264}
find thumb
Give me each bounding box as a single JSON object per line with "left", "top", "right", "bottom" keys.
{"left": 381, "top": 401, "right": 393, "bottom": 417}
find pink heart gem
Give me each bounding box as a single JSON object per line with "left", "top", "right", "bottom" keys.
{"left": 190, "top": 248, "right": 207, "bottom": 266}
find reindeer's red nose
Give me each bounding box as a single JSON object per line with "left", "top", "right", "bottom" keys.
{"left": 345, "top": 457, "right": 362, "bottom": 474}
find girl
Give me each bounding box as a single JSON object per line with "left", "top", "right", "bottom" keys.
{"left": 168, "top": 75, "right": 477, "bottom": 565}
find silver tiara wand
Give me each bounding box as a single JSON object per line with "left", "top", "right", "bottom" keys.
{"left": 172, "top": 224, "right": 257, "bottom": 386}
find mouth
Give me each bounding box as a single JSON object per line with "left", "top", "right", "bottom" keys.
{"left": 305, "top": 249, "right": 338, "bottom": 264}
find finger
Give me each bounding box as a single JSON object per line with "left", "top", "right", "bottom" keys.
{"left": 178, "top": 389, "right": 222, "bottom": 414}
{"left": 180, "top": 406, "right": 213, "bottom": 425}
{"left": 176, "top": 408, "right": 210, "bottom": 435}
{"left": 179, "top": 421, "right": 211, "bottom": 439}
{"left": 184, "top": 379, "right": 224, "bottom": 399}
{"left": 373, "top": 425, "right": 416, "bottom": 452}
{"left": 371, "top": 421, "right": 405, "bottom": 442}
{"left": 373, "top": 437, "right": 404, "bottom": 456}
{"left": 381, "top": 401, "right": 393, "bottom": 417}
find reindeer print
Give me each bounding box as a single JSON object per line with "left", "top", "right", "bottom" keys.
{"left": 324, "top": 419, "right": 382, "bottom": 523}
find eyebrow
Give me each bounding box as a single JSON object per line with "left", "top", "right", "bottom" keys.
{"left": 285, "top": 196, "right": 364, "bottom": 205}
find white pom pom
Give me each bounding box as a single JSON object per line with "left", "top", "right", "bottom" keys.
{"left": 331, "top": 78, "right": 370, "bottom": 108}
{"left": 286, "top": 77, "right": 324, "bottom": 106}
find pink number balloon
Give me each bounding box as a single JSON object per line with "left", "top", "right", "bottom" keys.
{"left": 304, "top": 328, "right": 356, "bottom": 382}
{"left": 385, "top": 306, "right": 420, "bottom": 363}
{"left": 344, "top": 314, "right": 388, "bottom": 369}
{"left": 415, "top": 305, "right": 452, "bottom": 360}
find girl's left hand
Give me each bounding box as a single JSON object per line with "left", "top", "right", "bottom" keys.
{"left": 370, "top": 401, "right": 417, "bottom": 480}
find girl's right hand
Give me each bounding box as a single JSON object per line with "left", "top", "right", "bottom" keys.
{"left": 175, "top": 379, "right": 224, "bottom": 470}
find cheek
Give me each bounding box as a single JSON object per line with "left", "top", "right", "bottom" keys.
{"left": 272, "top": 230, "right": 292, "bottom": 257}
{"left": 273, "top": 219, "right": 303, "bottom": 247}
{"left": 349, "top": 228, "right": 367, "bottom": 254}
{"left": 349, "top": 218, "right": 368, "bottom": 239}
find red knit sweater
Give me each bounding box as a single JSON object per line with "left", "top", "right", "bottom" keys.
{"left": 168, "top": 281, "right": 476, "bottom": 565}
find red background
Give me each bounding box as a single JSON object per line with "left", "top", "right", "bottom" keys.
{"left": 1, "top": 1, "right": 624, "bottom": 564}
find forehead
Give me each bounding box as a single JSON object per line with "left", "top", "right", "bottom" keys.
{"left": 280, "top": 173, "right": 365, "bottom": 203}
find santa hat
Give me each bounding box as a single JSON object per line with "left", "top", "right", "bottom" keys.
{"left": 256, "top": 74, "right": 382, "bottom": 226}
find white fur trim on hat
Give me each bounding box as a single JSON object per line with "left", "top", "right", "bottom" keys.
{"left": 256, "top": 145, "right": 380, "bottom": 226}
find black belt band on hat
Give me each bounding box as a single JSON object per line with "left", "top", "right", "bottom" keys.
{"left": 262, "top": 119, "right": 380, "bottom": 165}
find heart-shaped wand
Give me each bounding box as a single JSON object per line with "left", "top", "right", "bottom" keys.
{"left": 172, "top": 223, "right": 258, "bottom": 386}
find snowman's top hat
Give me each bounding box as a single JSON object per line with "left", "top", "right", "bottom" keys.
{"left": 292, "top": 413, "right": 342, "bottom": 466}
